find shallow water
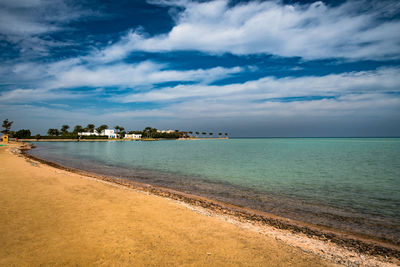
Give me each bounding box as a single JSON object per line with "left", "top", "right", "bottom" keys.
{"left": 28, "top": 138, "right": 400, "bottom": 244}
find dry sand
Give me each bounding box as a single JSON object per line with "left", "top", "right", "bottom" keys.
{"left": 0, "top": 143, "right": 340, "bottom": 266}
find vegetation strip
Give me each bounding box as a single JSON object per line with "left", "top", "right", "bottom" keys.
{"left": 2, "top": 119, "right": 229, "bottom": 140}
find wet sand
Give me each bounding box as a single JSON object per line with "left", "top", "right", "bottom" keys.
{"left": 0, "top": 143, "right": 397, "bottom": 266}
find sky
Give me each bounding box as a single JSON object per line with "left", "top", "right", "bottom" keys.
{"left": 0, "top": 0, "right": 399, "bottom": 137}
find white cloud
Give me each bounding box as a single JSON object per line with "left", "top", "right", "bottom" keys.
{"left": 1, "top": 0, "right": 399, "bottom": 136}
{"left": 0, "top": 9, "right": 59, "bottom": 37}
{"left": 0, "top": 0, "right": 43, "bottom": 8}
{"left": 100, "top": 0, "right": 400, "bottom": 60}
{"left": 0, "top": 0, "right": 102, "bottom": 57}
{"left": 47, "top": 62, "right": 242, "bottom": 89}
{"left": 14, "top": 60, "right": 240, "bottom": 91}
{"left": 107, "top": 92, "right": 400, "bottom": 121}
{"left": 0, "top": 58, "right": 244, "bottom": 102}
{"left": 115, "top": 67, "right": 400, "bottom": 103}
{"left": 100, "top": 67, "right": 400, "bottom": 134}
{"left": 0, "top": 88, "right": 90, "bottom": 103}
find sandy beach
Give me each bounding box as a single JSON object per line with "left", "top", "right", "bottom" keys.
{"left": 0, "top": 143, "right": 397, "bottom": 266}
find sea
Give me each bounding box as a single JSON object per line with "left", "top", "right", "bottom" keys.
{"left": 28, "top": 138, "right": 400, "bottom": 244}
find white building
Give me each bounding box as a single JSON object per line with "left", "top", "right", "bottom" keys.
{"left": 78, "top": 129, "right": 118, "bottom": 138}
{"left": 124, "top": 133, "right": 142, "bottom": 139}
{"left": 78, "top": 131, "right": 99, "bottom": 136}
{"left": 157, "top": 129, "right": 175, "bottom": 133}
{"left": 103, "top": 129, "right": 117, "bottom": 138}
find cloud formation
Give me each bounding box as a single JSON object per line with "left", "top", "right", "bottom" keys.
{"left": 115, "top": 68, "right": 400, "bottom": 103}
{"left": 0, "top": 0, "right": 399, "bottom": 136}
{"left": 99, "top": 0, "right": 400, "bottom": 60}
{"left": 0, "top": 58, "right": 244, "bottom": 102}
{"left": 0, "top": 0, "right": 99, "bottom": 57}
{"left": 47, "top": 62, "right": 243, "bottom": 89}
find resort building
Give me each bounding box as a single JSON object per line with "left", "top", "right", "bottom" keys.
{"left": 78, "top": 131, "right": 99, "bottom": 136}
{"left": 157, "top": 129, "right": 175, "bottom": 133}
{"left": 103, "top": 129, "right": 117, "bottom": 138}
{"left": 124, "top": 133, "right": 142, "bottom": 139}
{"left": 78, "top": 129, "right": 118, "bottom": 138}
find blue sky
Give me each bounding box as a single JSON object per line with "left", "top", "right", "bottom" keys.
{"left": 1, "top": 0, "right": 399, "bottom": 136}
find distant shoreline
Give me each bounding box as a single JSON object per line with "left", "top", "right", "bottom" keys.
{"left": 14, "top": 137, "right": 400, "bottom": 142}
{"left": 231, "top": 136, "right": 400, "bottom": 139}
{"left": 20, "top": 142, "right": 400, "bottom": 264}
{"left": 17, "top": 137, "right": 229, "bottom": 142}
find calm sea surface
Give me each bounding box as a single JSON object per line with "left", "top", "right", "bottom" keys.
{"left": 28, "top": 138, "right": 400, "bottom": 243}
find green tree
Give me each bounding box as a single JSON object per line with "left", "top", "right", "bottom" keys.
{"left": 143, "top": 126, "right": 154, "bottom": 138}
{"left": 114, "top": 125, "right": 125, "bottom": 138}
{"left": 218, "top": 132, "right": 222, "bottom": 138}
{"left": 129, "top": 130, "right": 143, "bottom": 134}
{"left": 209, "top": 132, "right": 213, "bottom": 138}
{"left": 73, "top": 125, "right": 84, "bottom": 134}
{"left": 119, "top": 127, "right": 125, "bottom": 139}
{"left": 86, "top": 124, "right": 95, "bottom": 133}
{"left": 96, "top": 124, "right": 108, "bottom": 135}
{"left": 15, "top": 129, "right": 31, "bottom": 139}
{"left": 1, "top": 119, "right": 13, "bottom": 134}
{"left": 202, "top": 132, "right": 206, "bottom": 138}
{"left": 47, "top": 128, "right": 60, "bottom": 136}
{"left": 60, "top": 125, "right": 70, "bottom": 135}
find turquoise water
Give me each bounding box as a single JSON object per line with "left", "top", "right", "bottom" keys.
{"left": 29, "top": 138, "right": 400, "bottom": 243}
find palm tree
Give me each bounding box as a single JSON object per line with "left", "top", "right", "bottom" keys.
{"left": 114, "top": 125, "right": 121, "bottom": 136}
{"left": 60, "top": 125, "right": 70, "bottom": 135}
{"left": 188, "top": 131, "right": 193, "bottom": 137}
{"left": 96, "top": 124, "right": 108, "bottom": 135}
{"left": 202, "top": 132, "right": 206, "bottom": 138}
{"left": 118, "top": 127, "right": 125, "bottom": 138}
{"left": 1, "top": 119, "right": 13, "bottom": 134}
{"left": 73, "top": 125, "right": 84, "bottom": 134}
{"left": 225, "top": 133, "right": 228, "bottom": 137}
{"left": 47, "top": 128, "right": 60, "bottom": 136}
{"left": 218, "top": 132, "right": 222, "bottom": 138}
{"left": 143, "top": 127, "right": 153, "bottom": 138}
{"left": 209, "top": 132, "right": 213, "bottom": 138}
{"left": 114, "top": 126, "right": 125, "bottom": 138}
{"left": 195, "top": 131, "right": 199, "bottom": 138}
{"left": 86, "top": 124, "right": 95, "bottom": 133}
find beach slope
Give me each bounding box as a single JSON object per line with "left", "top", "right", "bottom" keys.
{"left": 0, "top": 144, "right": 335, "bottom": 266}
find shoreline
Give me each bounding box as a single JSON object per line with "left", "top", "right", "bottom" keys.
{"left": 3, "top": 143, "right": 325, "bottom": 266}
{"left": 19, "top": 142, "right": 400, "bottom": 264}
{"left": 2, "top": 142, "right": 339, "bottom": 266}
{"left": 17, "top": 137, "right": 229, "bottom": 142}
